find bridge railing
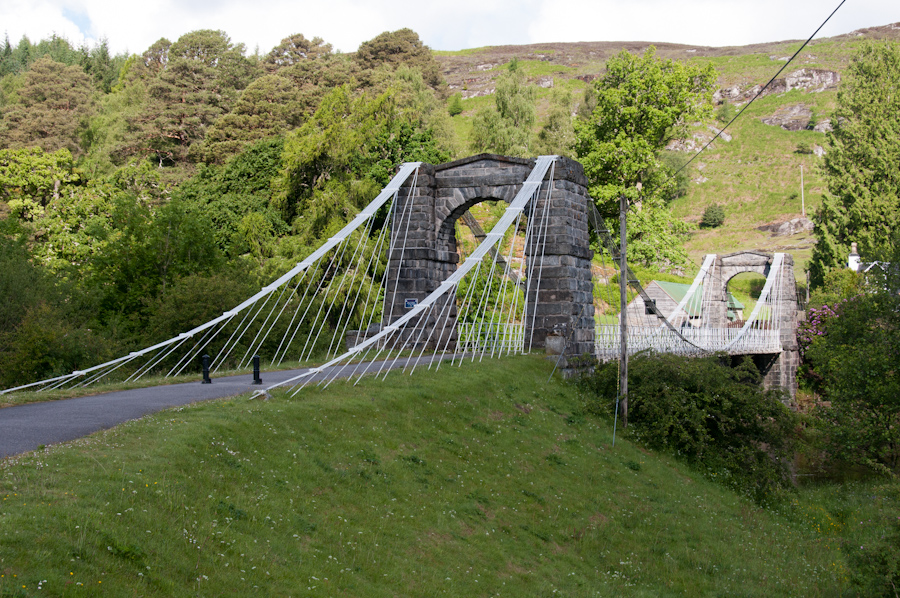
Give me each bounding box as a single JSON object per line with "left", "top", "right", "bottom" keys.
{"left": 594, "top": 325, "right": 781, "bottom": 358}
{"left": 457, "top": 323, "right": 525, "bottom": 354}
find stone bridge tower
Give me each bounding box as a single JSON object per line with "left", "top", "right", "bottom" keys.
{"left": 382, "top": 154, "right": 595, "bottom": 364}
{"left": 700, "top": 251, "right": 800, "bottom": 399}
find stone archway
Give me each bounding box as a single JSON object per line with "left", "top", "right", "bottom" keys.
{"left": 383, "top": 154, "right": 595, "bottom": 361}
{"left": 700, "top": 251, "right": 800, "bottom": 398}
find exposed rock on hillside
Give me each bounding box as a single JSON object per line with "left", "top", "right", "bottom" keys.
{"left": 714, "top": 68, "right": 840, "bottom": 105}
{"left": 757, "top": 218, "right": 814, "bottom": 236}
{"left": 760, "top": 104, "right": 833, "bottom": 132}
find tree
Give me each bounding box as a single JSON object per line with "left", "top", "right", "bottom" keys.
{"left": 175, "top": 137, "right": 289, "bottom": 256}
{"left": 117, "top": 30, "right": 257, "bottom": 168}
{"left": 356, "top": 28, "right": 443, "bottom": 90}
{"left": 574, "top": 47, "right": 716, "bottom": 267}
{"left": 0, "top": 146, "right": 80, "bottom": 220}
{"left": 803, "top": 263, "right": 900, "bottom": 476}
{"left": 275, "top": 84, "right": 450, "bottom": 239}
{"left": 197, "top": 74, "right": 304, "bottom": 163}
{"left": 534, "top": 88, "right": 576, "bottom": 156}
{"left": 470, "top": 59, "right": 536, "bottom": 157}
{"left": 265, "top": 33, "right": 332, "bottom": 70}
{"left": 0, "top": 56, "right": 96, "bottom": 155}
{"left": 809, "top": 42, "right": 900, "bottom": 288}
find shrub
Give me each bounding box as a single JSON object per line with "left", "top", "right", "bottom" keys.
{"left": 580, "top": 353, "right": 797, "bottom": 503}
{"left": 447, "top": 92, "right": 463, "bottom": 117}
{"left": 715, "top": 100, "right": 735, "bottom": 124}
{"left": 700, "top": 204, "right": 726, "bottom": 228}
{"left": 804, "top": 284, "right": 900, "bottom": 476}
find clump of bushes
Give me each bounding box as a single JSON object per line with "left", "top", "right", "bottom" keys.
{"left": 700, "top": 203, "right": 726, "bottom": 228}
{"left": 580, "top": 353, "right": 797, "bottom": 504}
{"left": 447, "top": 92, "right": 463, "bottom": 117}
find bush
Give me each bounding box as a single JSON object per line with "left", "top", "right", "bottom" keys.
{"left": 0, "top": 302, "right": 119, "bottom": 388}
{"left": 803, "top": 280, "right": 900, "bottom": 476}
{"left": 447, "top": 92, "right": 463, "bottom": 117}
{"left": 581, "top": 353, "right": 797, "bottom": 503}
{"left": 700, "top": 204, "right": 726, "bottom": 228}
{"left": 716, "top": 100, "right": 735, "bottom": 124}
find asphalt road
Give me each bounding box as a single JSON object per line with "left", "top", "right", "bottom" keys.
{"left": 0, "top": 356, "right": 452, "bottom": 459}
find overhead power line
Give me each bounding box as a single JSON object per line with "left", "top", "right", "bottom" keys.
{"left": 674, "top": 0, "right": 848, "bottom": 176}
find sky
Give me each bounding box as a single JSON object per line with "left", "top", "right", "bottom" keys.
{"left": 1, "top": 0, "right": 897, "bottom": 57}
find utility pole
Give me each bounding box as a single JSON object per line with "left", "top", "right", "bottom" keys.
{"left": 618, "top": 193, "right": 628, "bottom": 429}
{"left": 800, "top": 164, "right": 806, "bottom": 218}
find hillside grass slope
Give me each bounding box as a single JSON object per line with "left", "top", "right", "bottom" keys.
{"left": 437, "top": 23, "right": 900, "bottom": 274}
{"left": 0, "top": 355, "right": 881, "bottom": 596}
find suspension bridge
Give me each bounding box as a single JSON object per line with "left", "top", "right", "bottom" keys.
{"left": 1, "top": 154, "right": 800, "bottom": 402}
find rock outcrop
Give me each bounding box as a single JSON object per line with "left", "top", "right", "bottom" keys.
{"left": 757, "top": 217, "right": 814, "bottom": 236}
{"left": 714, "top": 68, "right": 840, "bottom": 105}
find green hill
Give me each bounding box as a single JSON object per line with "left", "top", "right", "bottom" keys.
{"left": 436, "top": 23, "right": 900, "bottom": 274}
{"left": 2, "top": 355, "right": 891, "bottom": 596}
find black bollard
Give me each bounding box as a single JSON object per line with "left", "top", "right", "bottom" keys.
{"left": 202, "top": 354, "right": 211, "bottom": 384}
{"left": 252, "top": 355, "right": 262, "bottom": 385}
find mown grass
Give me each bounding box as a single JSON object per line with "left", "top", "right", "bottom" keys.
{"left": 0, "top": 355, "right": 884, "bottom": 596}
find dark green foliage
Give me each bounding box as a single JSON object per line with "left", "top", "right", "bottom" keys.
{"left": 142, "top": 271, "right": 254, "bottom": 345}
{"left": 117, "top": 30, "right": 256, "bottom": 168}
{"left": 715, "top": 100, "right": 735, "bottom": 125}
{"left": 0, "top": 220, "right": 120, "bottom": 386}
{"left": 794, "top": 142, "right": 814, "bottom": 155}
{"left": 581, "top": 353, "right": 797, "bottom": 503}
{"left": 447, "top": 92, "right": 463, "bottom": 116}
{"left": 175, "top": 137, "right": 288, "bottom": 255}
{"left": 87, "top": 195, "right": 224, "bottom": 328}
{"left": 0, "top": 56, "right": 96, "bottom": 155}
{"left": 264, "top": 33, "right": 332, "bottom": 70}
{"left": 196, "top": 75, "right": 303, "bottom": 163}
{"left": 276, "top": 84, "right": 449, "bottom": 226}
{"left": 0, "top": 302, "right": 116, "bottom": 389}
{"left": 803, "top": 264, "right": 900, "bottom": 476}
{"left": 0, "top": 218, "right": 50, "bottom": 334}
{"left": 356, "top": 28, "right": 443, "bottom": 89}
{"left": 700, "top": 203, "right": 726, "bottom": 228}
{"left": 810, "top": 41, "right": 900, "bottom": 288}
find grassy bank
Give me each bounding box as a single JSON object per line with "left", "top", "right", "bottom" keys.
{"left": 0, "top": 355, "right": 878, "bottom": 596}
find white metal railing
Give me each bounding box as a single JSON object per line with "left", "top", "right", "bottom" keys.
{"left": 594, "top": 325, "right": 781, "bottom": 357}
{"left": 458, "top": 323, "right": 525, "bottom": 353}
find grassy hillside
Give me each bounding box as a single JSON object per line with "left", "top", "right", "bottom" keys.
{"left": 436, "top": 23, "right": 900, "bottom": 276}
{"left": 2, "top": 355, "right": 893, "bottom": 596}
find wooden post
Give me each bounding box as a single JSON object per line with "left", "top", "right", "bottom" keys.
{"left": 619, "top": 193, "right": 628, "bottom": 428}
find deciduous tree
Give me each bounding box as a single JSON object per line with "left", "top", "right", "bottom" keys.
{"left": 574, "top": 47, "right": 715, "bottom": 267}
{"left": 470, "top": 59, "right": 536, "bottom": 157}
